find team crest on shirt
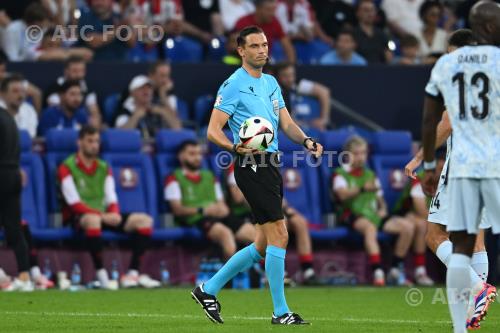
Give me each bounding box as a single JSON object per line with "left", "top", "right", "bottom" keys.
{"left": 214, "top": 95, "right": 222, "bottom": 107}
{"left": 120, "top": 168, "right": 138, "bottom": 188}
{"left": 272, "top": 99, "right": 279, "bottom": 115}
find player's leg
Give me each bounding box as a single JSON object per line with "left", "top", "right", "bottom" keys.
{"left": 406, "top": 212, "right": 433, "bottom": 285}
{"left": 286, "top": 211, "right": 316, "bottom": 283}
{"left": 352, "top": 217, "right": 384, "bottom": 285}
{"left": 382, "top": 216, "right": 415, "bottom": 285}
{"left": 471, "top": 229, "right": 488, "bottom": 283}
{"left": 80, "top": 214, "right": 110, "bottom": 288}
{"left": 20, "top": 222, "right": 54, "bottom": 289}
{"left": 120, "top": 213, "right": 159, "bottom": 288}
{"left": 447, "top": 178, "right": 481, "bottom": 333}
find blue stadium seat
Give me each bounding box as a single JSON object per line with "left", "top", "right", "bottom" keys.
{"left": 292, "top": 95, "right": 321, "bottom": 123}
{"left": 176, "top": 98, "right": 191, "bottom": 123}
{"left": 194, "top": 94, "right": 214, "bottom": 127}
{"left": 103, "top": 93, "right": 121, "bottom": 126}
{"left": 154, "top": 129, "right": 204, "bottom": 240}
{"left": 100, "top": 130, "right": 158, "bottom": 241}
{"left": 208, "top": 130, "right": 234, "bottom": 180}
{"left": 207, "top": 37, "right": 226, "bottom": 62}
{"left": 127, "top": 42, "right": 159, "bottom": 63}
{"left": 294, "top": 39, "right": 331, "bottom": 65}
{"left": 44, "top": 129, "right": 78, "bottom": 215}
{"left": 164, "top": 37, "right": 203, "bottom": 63}
{"left": 271, "top": 40, "right": 286, "bottom": 63}
{"left": 279, "top": 132, "right": 322, "bottom": 225}
{"left": 371, "top": 131, "right": 413, "bottom": 209}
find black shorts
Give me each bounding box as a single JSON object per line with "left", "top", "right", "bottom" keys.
{"left": 234, "top": 153, "right": 284, "bottom": 224}
{"left": 67, "top": 213, "right": 131, "bottom": 233}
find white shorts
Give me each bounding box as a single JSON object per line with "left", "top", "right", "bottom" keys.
{"left": 427, "top": 168, "right": 491, "bottom": 229}
{"left": 447, "top": 178, "right": 500, "bottom": 234}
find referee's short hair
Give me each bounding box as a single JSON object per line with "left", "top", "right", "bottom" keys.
{"left": 237, "top": 26, "right": 265, "bottom": 47}
{"left": 448, "top": 29, "right": 477, "bottom": 48}
{"left": 0, "top": 73, "right": 25, "bottom": 92}
{"left": 78, "top": 125, "right": 99, "bottom": 139}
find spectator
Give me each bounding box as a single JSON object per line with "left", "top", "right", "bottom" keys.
{"left": 182, "top": 0, "right": 225, "bottom": 44}
{"left": 147, "top": 61, "right": 180, "bottom": 114}
{"left": 113, "top": 75, "right": 181, "bottom": 138}
{"left": 319, "top": 29, "right": 367, "bottom": 65}
{"left": 36, "top": 28, "right": 95, "bottom": 62}
{"left": 0, "top": 55, "right": 43, "bottom": 113}
{"left": 226, "top": 163, "right": 318, "bottom": 284}
{"left": 219, "top": 0, "right": 255, "bottom": 32}
{"left": 165, "top": 141, "right": 254, "bottom": 260}
{"left": 58, "top": 125, "right": 160, "bottom": 289}
{"left": 416, "top": 1, "right": 448, "bottom": 59}
{"left": 222, "top": 30, "right": 242, "bottom": 65}
{"left": 308, "top": 0, "right": 356, "bottom": 39}
{"left": 44, "top": 56, "right": 101, "bottom": 127}
{"left": 235, "top": 0, "right": 296, "bottom": 63}
{"left": 41, "top": 0, "right": 78, "bottom": 26}
{"left": 274, "top": 62, "right": 331, "bottom": 130}
{"left": 393, "top": 35, "right": 422, "bottom": 65}
{"left": 381, "top": 0, "right": 424, "bottom": 38}
{"left": 353, "top": 0, "right": 392, "bottom": 64}
{"left": 77, "top": 0, "right": 136, "bottom": 61}
{"left": 1, "top": 3, "right": 52, "bottom": 62}
{"left": 332, "top": 136, "right": 416, "bottom": 286}
{"left": 0, "top": 74, "right": 38, "bottom": 138}
{"left": 38, "top": 80, "right": 89, "bottom": 136}
{"left": 275, "top": 0, "right": 314, "bottom": 42}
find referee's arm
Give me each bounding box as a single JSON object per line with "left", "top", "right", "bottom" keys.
{"left": 279, "top": 107, "right": 323, "bottom": 157}
{"left": 207, "top": 109, "right": 255, "bottom": 154}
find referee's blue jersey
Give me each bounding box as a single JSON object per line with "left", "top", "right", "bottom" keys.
{"left": 213, "top": 67, "right": 286, "bottom": 153}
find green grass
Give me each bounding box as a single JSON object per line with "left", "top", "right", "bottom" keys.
{"left": 0, "top": 287, "right": 498, "bottom": 332}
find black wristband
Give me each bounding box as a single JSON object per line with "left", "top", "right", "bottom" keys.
{"left": 197, "top": 207, "right": 204, "bottom": 215}
{"left": 303, "top": 137, "right": 313, "bottom": 148}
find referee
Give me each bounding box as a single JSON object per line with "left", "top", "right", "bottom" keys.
{"left": 0, "top": 89, "right": 32, "bottom": 291}
{"left": 191, "top": 26, "right": 323, "bottom": 325}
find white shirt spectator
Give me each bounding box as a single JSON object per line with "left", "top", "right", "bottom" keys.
{"left": 219, "top": 0, "right": 255, "bottom": 31}
{"left": 1, "top": 20, "right": 42, "bottom": 61}
{"left": 416, "top": 28, "right": 448, "bottom": 57}
{"left": 381, "top": 0, "right": 425, "bottom": 37}
{"left": 275, "top": 0, "right": 314, "bottom": 36}
{"left": 0, "top": 99, "right": 38, "bottom": 138}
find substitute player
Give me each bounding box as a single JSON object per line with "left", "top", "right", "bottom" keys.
{"left": 191, "top": 25, "right": 323, "bottom": 325}
{"left": 405, "top": 29, "right": 496, "bottom": 329}
{"left": 421, "top": 2, "right": 500, "bottom": 332}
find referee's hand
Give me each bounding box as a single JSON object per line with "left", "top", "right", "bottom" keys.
{"left": 234, "top": 143, "right": 259, "bottom": 155}
{"left": 305, "top": 139, "right": 323, "bottom": 158}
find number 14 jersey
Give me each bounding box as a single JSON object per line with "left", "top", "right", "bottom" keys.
{"left": 425, "top": 46, "right": 500, "bottom": 178}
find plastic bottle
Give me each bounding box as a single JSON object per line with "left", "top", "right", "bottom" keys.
{"left": 160, "top": 261, "right": 170, "bottom": 286}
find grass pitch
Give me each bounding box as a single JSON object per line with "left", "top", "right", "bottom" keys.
{"left": 0, "top": 287, "right": 498, "bottom": 333}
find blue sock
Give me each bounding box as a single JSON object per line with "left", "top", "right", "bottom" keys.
{"left": 266, "top": 245, "right": 290, "bottom": 316}
{"left": 203, "top": 243, "right": 262, "bottom": 296}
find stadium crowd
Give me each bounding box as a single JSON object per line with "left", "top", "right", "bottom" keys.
{"left": 0, "top": 0, "right": 497, "bottom": 291}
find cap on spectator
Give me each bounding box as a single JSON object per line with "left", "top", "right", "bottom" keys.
{"left": 129, "top": 75, "right": 151, "bottom": 92}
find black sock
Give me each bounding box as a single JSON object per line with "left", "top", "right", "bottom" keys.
{"left": 392, "top": 255, "right": 405, "bottom": 268}
{"left": 21, "top": 223, "right": 38, "bottom": 267}
{"left": 129, "top": 233, "right": 150, "bottom": 271}
{"left": 86, "top": 235, "right": 104, "bottom": 269}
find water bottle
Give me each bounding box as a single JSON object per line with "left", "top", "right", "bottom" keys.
{"left": 71, "top": 262, "right": 81, "bottom": 286}
{"left": 43, "top": 258, "right": 52, "bottom": 281}
{"left": 195, "top": 258, "right": 209, "bottom": 286}
{"left": 160, "top": 261, "right": 170, "bottom": 286}
{"left": 111, "top": 260, "right": 119, "bottom": 281}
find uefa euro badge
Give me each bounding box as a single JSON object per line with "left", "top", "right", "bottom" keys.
{"left": 120, "top": 168, "right": 138, "bottom": 188}
{"left": 214, "top": 95, "right": 222, "bottom": 107}
{"left": 390, "top": 169, "right": 407, "bottom": 190}
{"left": 272, "top": 99, "right": 279, "bottom": 115}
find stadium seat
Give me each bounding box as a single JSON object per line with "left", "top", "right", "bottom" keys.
{"left": 278, "top": 132, "right": 322, "bottom": 225}
{"left": 154, "top": 129, "right": 203, "bottom": 240}
{"left": 194, "top": 94, "right": 214, "bottom": 127}
{"left": 127, "top": 42, "right": 159, "bottom": 63}
{"left": 371, "top": 131, "right": 413, "bottom": 209}
{"left": 164, "top": 36, "right": 203, "bottom": 63}
{"left": 294, "top": 39, "right": 331, "bottom": 65}
{"left": 207, "top": 129, "right": 234, "bottom": 180}
{"left": 101, "top": 130, "right": 158, "bottom": 241}
{"left": 207, "top": 37, "right": 226, "bottom": 62}
{"left": 271, "top": 40, "right": 286, "bottom": 63}
{"left": 176, "top": 98, "right": 191, "bottom": 124}
{"left": 292, "top": 95, "right": 321, "bottom": 123}
{"left": 103, "top": 93, "right": 121, "bottom": 126}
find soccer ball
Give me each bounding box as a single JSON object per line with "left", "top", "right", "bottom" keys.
{"left": 238, "top": 116, "right": 274, "bottom": 150}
